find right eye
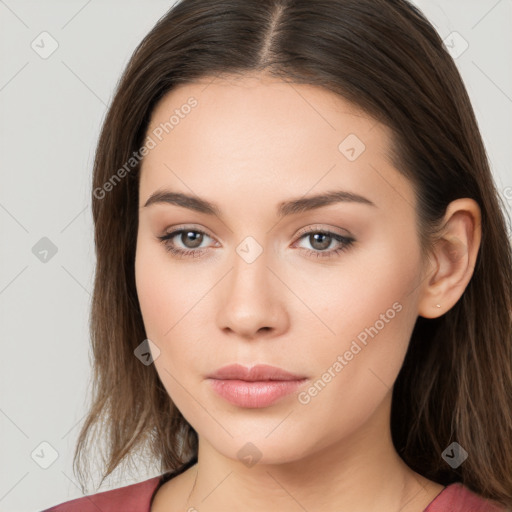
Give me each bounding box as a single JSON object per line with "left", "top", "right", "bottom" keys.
{"left": 157, "top": 228, "right": 216, "bottom": 258}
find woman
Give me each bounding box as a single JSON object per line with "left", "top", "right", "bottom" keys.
{"left": 43, "top": 0, "right": 512, "bottom": 510}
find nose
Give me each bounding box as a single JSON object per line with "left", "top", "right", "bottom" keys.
{"left": 216, "top": 246, "right": 289, "bottom": 340}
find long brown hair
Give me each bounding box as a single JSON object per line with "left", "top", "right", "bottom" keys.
{"left": 74, "top": 0, "right": 512, "bottom": 506}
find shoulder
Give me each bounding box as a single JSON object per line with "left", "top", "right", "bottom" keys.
{"left": 41, "top": 474, "right": 163, "bottom": 512}
{"left": 425, "top": 482, "right": 508, "bottom": 512}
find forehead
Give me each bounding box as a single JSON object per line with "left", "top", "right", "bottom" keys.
{"left": 139, "top": 73, "right": 415, "bottom": 216}
{"left": 145, "top": 73, "right": 383, "bottom": 148}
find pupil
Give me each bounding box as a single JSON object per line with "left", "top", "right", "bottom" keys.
{"left": 311, "top": 233, "right": 330, "bottom": 250}
{"left": 183, "top": 231, "right": 203, "bottom": 248}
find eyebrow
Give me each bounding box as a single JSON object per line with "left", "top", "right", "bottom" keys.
{"left": 142, "top": 188, "right": 377, "bottom": 217}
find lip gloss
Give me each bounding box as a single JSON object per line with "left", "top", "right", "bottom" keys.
{"left": 208, "top": 378, "right": 307, "bottom": 408}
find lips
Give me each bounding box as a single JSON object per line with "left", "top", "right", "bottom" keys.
{"left": 207, "top": 364, "right": 308, "bottom": 408}
{"left": 207, "top": 363, "right": 306, "bottom": 381}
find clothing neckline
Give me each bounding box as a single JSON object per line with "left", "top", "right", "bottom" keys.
{"left": 149, "top": 456, "right": 198, "bottom": 508}
{"left": 150, "top": 461, "right": 452, "bottom": 511}
{"left": 422, "top": 484, "right": 449, "bottom": 511}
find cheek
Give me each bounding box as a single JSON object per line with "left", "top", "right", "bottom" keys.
{"left": 292, "top": 237, "right": 420, "bottom": 343}
{"left": 135, "top": 245, "right": 200, "bottom": 412}
{"left": 314, "top": 240, "right": 422, "bottom": 395}
{"left": 134, "top": 254, "right": 168, "bottom": 340}
{"left": 293, "top": 266, "right": 419, "bottom": 449}
{"left": 134, "top": 239, "right": 211, "bottom": 379}
{"left": 135, "top": 238, "right": 194, "bottom": 339}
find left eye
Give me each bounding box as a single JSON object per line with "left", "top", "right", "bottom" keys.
{"left": 295, "top": 231, "right": 352, "bottom": 253}
{"left": 157, "top": 228, "right": 355, "bottom": 259}
{"left": 158, "top": 229, "right": 213, "bottom": 256}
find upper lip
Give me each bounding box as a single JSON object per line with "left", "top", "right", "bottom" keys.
{"left": 207, "top": 364, "right": 306, "bottom": 381}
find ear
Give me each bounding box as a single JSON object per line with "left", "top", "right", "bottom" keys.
{"left": 417, "top": 198, "right": 482, "bottom": 319}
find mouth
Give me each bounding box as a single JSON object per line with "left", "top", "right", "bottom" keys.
{"left": 206, "top": 364, "right": 308, "bottom": 408}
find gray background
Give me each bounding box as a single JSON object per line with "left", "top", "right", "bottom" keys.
{"left": 0, "top": 1, "right": 511, "bottom": 511}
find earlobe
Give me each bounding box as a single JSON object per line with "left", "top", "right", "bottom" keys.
{"left": 417, "top": 198, "right": 482, "bottom": 319}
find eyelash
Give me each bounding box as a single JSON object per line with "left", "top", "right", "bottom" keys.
{"left": 157, "top": 226, "right": 355, "bottom": 260}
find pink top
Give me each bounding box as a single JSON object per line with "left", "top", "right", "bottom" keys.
{"left": 42, "top": 471, "right": 507, "bottom": 512}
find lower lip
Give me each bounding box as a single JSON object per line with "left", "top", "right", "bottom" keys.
{"left": 208, "top": 378, "right": 307, "bottom": 408}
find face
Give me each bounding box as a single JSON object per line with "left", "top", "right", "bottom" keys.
{"left": 135, "top": 73, "right": 427, "bottom": 465}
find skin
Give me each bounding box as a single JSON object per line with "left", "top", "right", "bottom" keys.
{"left": 134, "top": 72, "right": 481, "bottom": 512}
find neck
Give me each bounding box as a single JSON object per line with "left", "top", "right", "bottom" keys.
{"left": 177, "top": 392, "right": 440, "bottom": 512}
